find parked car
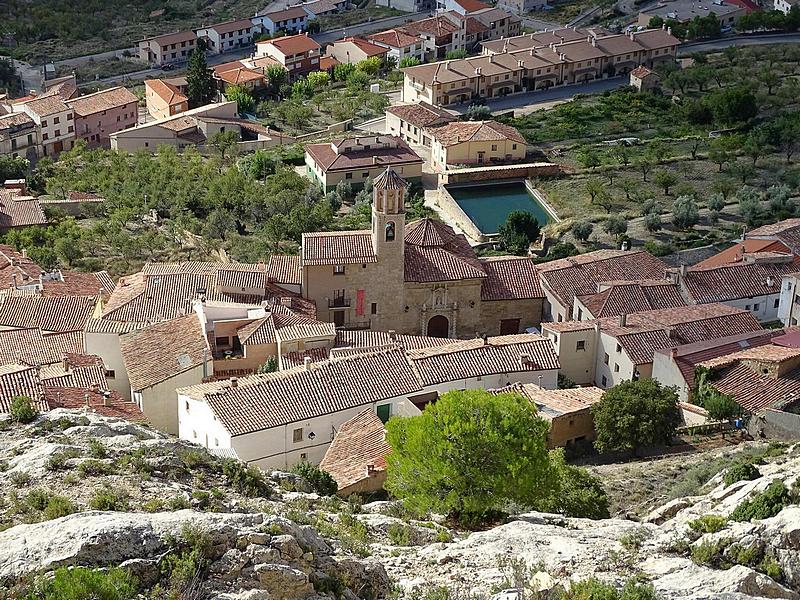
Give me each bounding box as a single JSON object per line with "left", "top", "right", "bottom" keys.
{"left": 161, "top": 63, "right": 176, "bottom": 71}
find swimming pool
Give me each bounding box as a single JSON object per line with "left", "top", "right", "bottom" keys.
{"left": 446, "top": 182, "right": 552, "bottom": 236}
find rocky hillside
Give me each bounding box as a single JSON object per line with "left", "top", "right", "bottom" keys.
{"left": 0, "top": 411, "right": 798, "bottom": 600}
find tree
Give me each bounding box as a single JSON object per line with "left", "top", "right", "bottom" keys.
{"left": 225, "top": 85, "right": 256, "bottom": 114}
{"left": 0, "top": 156, "right": 28, "bottom": 182}
{"left": 445, "top": 49, "right": 467, "bottom": 59}
{"left": 653, "top": 169, "right": 678, "bottom": 195}
{"left": 333, "top": 62, "right": 356, "bottom": 82}
{"left": 644, "top": 212, "right": 662, "bottom": 232}
{"left": 257, "top": 356, "right": 279, "bottom": 373}
{"left": 577, "top": 147, "right": 602, "bottom": 170}
{"left": 602, "top": 215, "right": 628, "bottom": 244}
{"left": 398, "top": 56, "right": 421, "bottom": 68}
{"left": 759, "top": 68, "right": 781, "bottom": 95}
{"left": 671, "top": 195, "right": 700, "bottom": 229}
{"left": 707, "top": 192, "right": 726, "bottom": 212}
{"left": 10, "top": 395, "right": 38, "bottom": 424}
{"left": 572, "top": 220, "right": 594, "bottom": 243}
{"left": 634, "top": 154, "right": 655, "bottom": 182}
{"left": 540, "top": 450, "right": 610, "bottom": 519}
{"left": 385, "top": 390, "right": 558, "bottom": 524}
{"left": 705, "top": 86, "right": 758, "bottom": 125}
{"left": 737, "top": 187, "right": 763, "bottom": 226}
{"left": 265, "top": 64, "right": 288, "bottom": 95}
{"left": 306, "top": 70, "right": 330, "bottom": 89}
{"left": 743, "top": 130, "right": 770, "bottom": 167}
{"left": 208, "top": 130, "right": 239, "bottom": 160}
{"left": 585, "top": 178, "right": 604, "bottom": 203}
{"left": 591, "top": 380, "right": 681, "bottom": 454}
{"left": 703, "top": 391, "right": 743, "bottom": 422}
{"left": 711, "top": 177, "right": 735, "bottom": 200}
{"left": 291, "top": 461, "right": 338, "bottom": 495}
{"left": 498, "top": 210, "right": 540, "bottom": 255}
{"left": 346, "top": 69, "right": 371, "bottom": 91}
{"left": 466, "top": 104, "right": 492, "bottom": 120}
{"left": 357, "top": 56, "right": 382, "bottom": 76}
{"left": 186, "top": 44, "right": 215, "bottom": 108}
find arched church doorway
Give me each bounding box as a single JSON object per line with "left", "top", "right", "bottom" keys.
{"left": 427, "top": 315, "right": 449, "bottom": 338}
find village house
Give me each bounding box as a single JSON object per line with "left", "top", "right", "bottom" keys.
{"left": 302, "top": 0, "right": 344, "bottom": 17}
{"left": 138, "top": 30, "right": 198, "bottom": 66}
{"left": 537, "top": 249, "right": 670, "bottom": 323}
{"left": 0, "top": 186, "right": 47, "bottom": 231}
{"left": 745, "top": 217, "right": 800, "bottom": 257}
{"left": 0, "top": 112, "right": 39, "bottom": 160}
{"left": 629, "top": 65, "right": 660, "bottom": 92}
{"left": 491, "top": 383, "right": 604, "bottom": 448}
{"left": 319, "top": 409, "right": 390, "bottom": 496}
{"left": 495, "top": 0, "right": 548, "bottom": 16}
{"left": 304, "top": 135, "right": 424, "bottom": 191}
{"left": 213, "top": 61, "right": 268, "bottom": 93}
{"left": 426, "top": 120, "right": 526, "bottom": 169}
{"left": 439, "top": 0, "right": 491, "bottom": 14}
{"left": 144, "top": 79, "right": 189, "bottom": 120}
{"left": 66, "top": 87, "right": 139, "bottom": 148}
{"left": 253, "top": 7, "right": 310, "bottom": 35}
{"left": 695, "top": 238, "right": 796, "bottom": 269}
{"left": 637, "top": 0, "right": 746, "bottom": 28}
{"left": 779, "top": 272, "right": 800, "bottom": 327}
{"left": 775, "top": 0, "right": 800, "bottom": 14}
{"left": 375, "top": 0, "right": 434, "bottom": 15}
{"left": 572, "top": 280, "right": 687, "bottom": 321}
{"left": 325, "top": 37, "right": 389, "bottom": 66}
{"left": 256, "top": 34, "right": 321, "bottom": 78}
{"left": 402, "top": 27, "right": 679, "bottom": 106}
{"left": 17, "top": 93, "right": 75, "bottom": 156}
{"left": 300, "top": 168, "right": 545, "bottom": 336}
{"left": 651, "top": 328, "right": 790, "bottom": 403}
{"left": 669, "top": 254, "right": 796, "bottom": 323}
{"left": 469, "top": 7, "right": 521, "bottom": 39}
{"left": 194, "top": 19, "right": 254, "bottom": 55}
{"left": 399, "top": 13, "right": 469, "bottom": 62}
{"left": 176, "top": 331, "right": 559, "bottom": 468}
{"left": 542, "top": 303, "right": 763, "bottom": 389}
{"left": 367, "top": 30, "right": 425, "bottom": 63}
{"left": 385, "top": 102, "right": 456, "bottom": 146}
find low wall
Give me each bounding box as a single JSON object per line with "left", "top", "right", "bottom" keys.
{"left": 749, "top": 408, "right": 800, "bottom": 441}
{"left": 294, "top": 119, "right": 352, "bottom": 142}
{"left": 437, "top": 185, "right": 486, "bottom": 243}
{"left": 439, "top": 162, "right": 561, "bottom": 186}
{"left": 526, "top": 181, "right": 561, "bottom": 223}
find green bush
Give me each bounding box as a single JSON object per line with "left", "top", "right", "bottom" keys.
{"left": 77, "top": 459, "right": 115, "bottom": 477}
{"left": 89, "top": 486, "right": 129, "bottom": 511}
{"left": 387, "top": 522, "right": 416, "bottom": 546}
{"left": 291, "top": 461, "right": 338, "bottom": 496}
{"left": 689, "top": 515, "right": 728, "bottom": 534}
{"left": 43, "top": 495, "right": 78, "bottom": 520}
{"left": 221, "top": 459, "right": 272, "bottom": 498}
{"left": 10, "top": 395, "right": 38, "bottom": 424}
{"left": 26, "top": 489, "right": 51, "bottom": 512}
{"left": 561, "top": 577, "right": 659, "bottom": 600}
{"left": 730, "top": 480, "right": 791, "bottom": 522}
{"left": 168, "top": 495, "right": 191, "bottom": 510}
{"left": 47, "top": 448, "right": 81, "bottom": 471}
{"left": 724, "top": 463, "right": 761, "bottom": 487}
{"left": 88, "top": 439, "right": 107, "bottom": 459}
{"left": 691, "top": 539, "right": 728, "bottom": 568}
{"left": 21, "top": 566, "right": 137, "bottom": 600}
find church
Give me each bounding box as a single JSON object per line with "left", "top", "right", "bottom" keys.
{"left": 300, "top": 168, "right": 544, "bottom": 338}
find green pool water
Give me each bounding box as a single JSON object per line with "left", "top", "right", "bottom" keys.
{"left": 447, "top": 182, "right": 551, "bottom": 236}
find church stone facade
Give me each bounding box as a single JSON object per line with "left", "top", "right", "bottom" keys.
{"left": 300, "top": 168, "right": 544, "bottom": 338}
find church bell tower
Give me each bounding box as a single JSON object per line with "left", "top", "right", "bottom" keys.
{"left": 371, "top": 167, "right": 406, "bottom": 265}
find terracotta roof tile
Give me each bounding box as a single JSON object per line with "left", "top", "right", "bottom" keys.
{"left": 403, "top": 219, "right": 486, "bottom": 283}
{"left": 44, "top": 386, "right": 148, "bottom": 422}
{"left": 267, "top": 254, "right": 301, "bottom": 285}
{"left": 202, "top": 19, "right": 253, "bottom": 35}
{"left": 426, "top": 120, "right": 525, "bottom": 147}
{"left": 260, "top": 34, "right": 320, "bottom": 55}
{"left": 706, "top": 362, "right": 800, "bottom": 413}
{"left": 0, "top": 328, "right": 84, "bottom": 367}
{"left": 480, "top": 256, "right": 543, "bottom": 301}
{"left": 301, "top": 231, "right": 377, "bottom": 266}
{"left": 576, "top": 280, "right": 685, "bottom": 318}
{"left": 0, "top": 364, "right": 45, "bottom": 413}
{"left": 0, "top": 189, "right": 47, "bottom": 228}
{"left": 146, "top": 79, "right": 189, "bottom": 106}
{"left": 144, "top": 30, "right": 197, "bottom": 47}
{"left": 367, "top": 29, "right": 420, "bottom": 48}
{"left": 334, "top": 329, "right": 452, "bottom": 351}
{"left": 492, "top": 382, "right": 603, "bottom": 417}
{"left": 387, "top": 101, "right": 456, "bottom": 129}
{"left": 320, "top": 409, "right": 390, "bottom": 491}
{"left": 333, "top": 37, "right": 389, "bottom": 57}
{"left": 304, "top": 136, "right": 423, "bottom": 173}
{"left": 67, "top": 87, "right": 138, "bottom": 117}
{"left": 680, "top": 259, "right": 795, "bottom": 304}
{"left": 0, "top": 295, "right": 96, "bottom": 332}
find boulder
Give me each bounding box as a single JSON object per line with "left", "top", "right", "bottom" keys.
{"left": 254, "top": 563, "right": 313, "bottom": 599}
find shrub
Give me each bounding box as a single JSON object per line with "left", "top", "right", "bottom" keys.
{"left": 387, "top": 522, "right": 415, "bottom": 546}
{"left": 724, "top": 463, "right": 761, "bottom": 487}
{"left": 691, "top": 539, "right": 728, "bottom": 568}
{"left": 221, "top": 459, "right": 272, "bottom": 498}
{"left": 142, "top": 498, "right": 164, "bottom": 513}
{"left": 88, "top": 439, "right": 107, "bottom": 459}
{"left": 47, "top": 448, "right": 81, "bottom": 471}
{"left": 620, "top": 528, "right": 650, "bottom": 551}
{"left": 43, "top": 495, "right": 78, "bottom": 520}
{"left": 77, "top": 459, "right": 114, "bottom": 477}
{"left": 21, "top": 566, "right": 137, "bottom": 600}
{"left": 26, "top": 489, "right": 51, "bottom": 512}
{"left": 10, "top": 470, "right": 31, "bottom": 486}
{"left": 561, "top": 577, "right": 659, "bottom": 600}
{"left": 180, "top": 449, "right": 214, "bottom": 471}
{"left": 168, "top": 495, "right": 191, "bottom": 510}
{"left": 689, "top": 515, "right": 728, "bottom": 534}
{"left": 291, "top": 461, "right": 338, "bottom": 496}
{"left": 730, "top": 480, "right": 791, "bottom": 522}
{"left": 89, "top": 486, "right": 129, "bottom": 511}
{"left": 10, "top": 395, "right": 38, "bottom": 424}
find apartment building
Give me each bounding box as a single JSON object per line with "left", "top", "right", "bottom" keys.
{"left": 326, "top": 37, "right": 389, "bottom": 65}
{"left": 67, "top": 87, "right": 139, "bottom": 148}
{"left": 195, "top": 19, "right": 255, "bottom": 54}
{"left": 367, "top": 30, "right": 425, "bottom": 62}
{"left": 427, "top": 120, "right": 526, "bottom": 169}
{"left": 138, "top": 30, "right": 198, "bottom": 66}
{"left": 385, "top": 101, "right": 456, "bottom": 146}
{"left": 144, "top": 79, "right": 189, "bottom": 120}
{"left": 775, "top": 0, "right": 800, "bottom": 14}
{"left": 256, "top": 34, "right": 321, "bottom": 77}
{"left": 18, "top": 94, "right": 75, "bottom": 156}
{"left": 402, "top": 27, "right": 680, "bottom": 106}
{"left": 0, "top": 112, "right": 39, "bottom": 160}
{"left": 253, "top": 6, "right": 310, "bottom": 35}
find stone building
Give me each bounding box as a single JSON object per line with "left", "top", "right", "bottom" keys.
{"left": 300, "top": 167, "right": 544, "bottom": 337}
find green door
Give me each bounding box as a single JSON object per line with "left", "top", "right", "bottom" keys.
{"left": 377, "top": 404, "right": 391, "bottom": 424}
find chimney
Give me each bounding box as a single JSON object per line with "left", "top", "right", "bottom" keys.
{"left": 619, "top": 313, "right": 627, "bottom": 327}
{"left": 489, "top": 54, "right": 494, "bottom": 63}
{"left": 519, "top": 353, "right": 530, "bottom": 366}
{"left": 667, "top": 26, "right": 672, "bottom": 35}
{"left": 591, "top": 37, "right": 597, "bottom": 47}
{"left": 372, "top": 156, "right": 378, "bottom": 165}
{"left": 518, "top": 59, "right": 524, "bottom": 67}
{"left": 662, "top": 22, "right": 666, "bottom": 30}
{"left": 62, "top": 356, "right": 69, "bottom": 372}
{"left": 679, "top": 263, "right": 687, "bottom": 277}
{"left": 388, "top": 329, "right": 397, "bottom": 341}
{"left": 21, "top": 248, "right": 27, "bottom": 258}
{"left": 621, "top": 240, "right": 629, "bottom": 251}
{"left": 482, "top": 334, "right": 488, "bottom": 345}
{"left": 230, "top": 377, "right": 238, "bottom": 388}
{"left": 445, "top": 60, "right": 451, "bottom": 70}
{"left": 529, "top": 49, "right": 535, "bottom": 56}
{"left": 537, "top": 374, "right": 543, "bottom": 388}
{"left": 11, "top": 273, "right": 16, "bottom": 288}
{"left": 84, "top": 392, "right": 89, "bottom": 406}
{"left": 629, "top": 30, "right": 635, "bottom": 40}
{"left": 366, "top": 463, "right": 376, "bottom": 476}
{"left": 766, "top": 276, "right": 774, "bottom": 287}
{"left": 304, "top": 356, "right": 313, "bottom": 370}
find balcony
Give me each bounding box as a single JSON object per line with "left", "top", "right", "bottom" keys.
{"left": 328, "top": 297, "right": 351, "bottom": 309}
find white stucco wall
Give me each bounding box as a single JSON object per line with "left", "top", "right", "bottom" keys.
{"left": 85, "top": 331, "right": 131, "bottom": 400}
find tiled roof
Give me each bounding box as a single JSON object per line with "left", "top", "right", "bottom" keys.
{"left": 119, "top": 314, "right": 209, "bottom": 390}
{"left": 0, "top": 189, "right": 47, "bottom": 229}
{"left": 695, "top": 239, "right": 793, "bottom": 268}
{"left": 201, "top": 347, "right": 423, "bottom": 435}
{"left": 576, "top": 280, "right": 685, "bottom": 318}
{"left": 401, "top": 14, "right": 460, "bottom": 39}
{"left": 368, "top": 29, "right": 420, "bottom": 48}
{"left": 538, "top": 249, "right": 668, "bottom": 311}
{"left": 0, "top": 244, "right": 44, "bottom": 289}
{"left": 44, "top": 386, "right": 148, "bottom": 422}
{"left": 237, "top": 307, "right": 334, "bottom": 345}
{"left": 319, "top": 409, "right": 390, "bottom": 491}
{"left": 630, "top": 65, "right": 654, "bottom": 78}
{"left": 492, "top": 382, "right": 603, "bottom": 417}
{"left": 144, "top": 30, "right": 197, "bottom": 47}
{"left": 262, "top": 34, "right": 320, "bottom": 55}
{"left": 426, "top": 120, "right": 525, "bottom": 147}
{"left": 334, "top": 329, "right": 452, "bottom": 351}
{"left": 146, "top": 79, "right": 188, "bottom": 106}
{"left": 707, "top": 362, "right": 800, "bottom": 413}
{"left": 386, "top": 101, "right": 456, "bottom": 129}
{"left": 453, "top": 0, "right": 491, "bottom": 11}
{"left": 267, "top": 255, "right": 301, "bottom": 284}
{"left": 257, "top": 6, "right": 309, "bottom": 20}
{"left": 21, "top": 94, "right": 70, "bottom": 117}
{"left": 404, "top": 218, "right": 486, "bottom": 283}
{"left": 0, "top": 295, "right": 96, "bottom": 332}
{"left": 281, "top": 346, "right": 330, "bottom": 369}
{"left": 67, "top": 87, "right": 138, "bottom": 117}
{"left": 85, "top": 318, "right": 148, "bottom": 334}
{"left": 747, "top": 218, "right": 800, "bottom": 238}
{"left": 39, "top": 354, "right": 107, "bottom": 389}
{"left": 680, "top": 259, "right": 796, "bottom": 304}
{"left": 304, "top": 136, "right": 423, "bottom": 173}
{"left": 217, "top": 67, "right": 265, "bottom": 85}
{"left": 0, "top": 364, "right": 45, "bottom": 413}
{"left": 373, "top": 168, "right": 408, "bottom": 191}
{"left": 480, "top": 256, "right": 543, "bottom": 301}
{"left": 204, "top": 18, "right": 253, "bottom": 35}
{"left": 334, "top": 37, "right": 389, "bottom": 57}
{"left": 41, "top": 271, "right": 115, "bottom": 301}
{"left": 406, "top": 333, "right": 559, "bottom": 385}
{"left": 0, "top": 328, "right": 85, "bottom": 367}
{"left": 301, "top": 231, "right": 377, "bottom": 266}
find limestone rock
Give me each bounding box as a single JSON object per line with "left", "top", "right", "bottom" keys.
{"left": 254, "top": 563, "right": 313, "bottom": 599}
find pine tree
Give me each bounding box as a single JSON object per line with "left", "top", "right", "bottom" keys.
{"left": 186, "top": 41, "right": 215, "bottom": 108}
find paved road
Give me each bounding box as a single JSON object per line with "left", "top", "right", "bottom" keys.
{"left": 522, "top": 17, "right": 563, "bottom": 31}
{"left": 677, "top": 32, "right": 800, "bottom": 55}
{"left": 11, "top": 59, "right": 42, "bottom": 94}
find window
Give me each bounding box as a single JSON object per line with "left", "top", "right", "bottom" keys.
{"left": 105, "top": 369, "right": 116, "bottom": 379}
{"left": 603, "top": 353, "right": 609, "bottom": 365}
{"left": 500, "top": 318, "right": 520, "bottom": 335}
{"left": 745, "top": 304, "right": 751, "bottom": 310}
{"left": 601, "top": 375, "right": 607, "bottom": 387}
{"left": 53, "top": 116, "right": 60, "bottom": 124}
{"left": 68, "top": 125, "right": 73, "bottom": 133}
{"left": 616, "top": 343, "right": 622, "bottom": 353}
{"left": 377, "top": 404, "right": 392, "bottom": 423}
{"left": 333, "top": 264, "right": 345, "bottom": 275}
{"left": 577, "top": 308, "right": 582, "bottom": 320}
{"left": 754, "top": 303, "right": 760, "bottom": 311}
{"left": 576, "top": 340, "right": 586, "bottom": 351}
{"left": 42, "top": 120, "right": 47, "bottom": 127}
{"left": 491, "top": 144, "right": 497, "bottom": 151}
{"left": 385, "top": 221, "right": 396, "bottom": 241}
{"left": 774, "top": 298, "right": 780, "bottom": 309}
{"left": 300, "top": 452, "right": 307, "bottom": 461}
{"left": 512, "top": 143, "right": 517, "bottom": 150}
{"left": 54, "top": 129, "right": 60, "bottom": 136}
{"left": 362, "top": 171, "right": 370, "bottom": 178}
{"left": 292, "top": 428, "right": 303, "bottom": 443}
{"left": 345, "top": 172, "right": 353, "bottom": 179}
{"left": 614, "top": 363, "right": 620, "bottom": 373}
{"left": 42, "top": 132, "right": 49, "bottom": 140}
{"left": 371, "top": 302, "right": 377, "bottom": 315}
